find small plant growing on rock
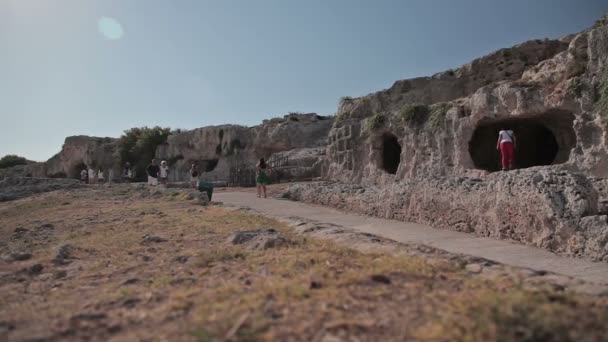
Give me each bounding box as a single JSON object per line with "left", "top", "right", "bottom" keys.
{"left": 339, "top": 96, "right": 355, "bottom": 108}
{"left": 367, "top": 112, "right": 386, "bottom": 130}
{"left": 595, "top": 71, "right": 608, "bottom": 123}
{"left": 268, "top": 117, "right": 286, "bottom": 124}
{"left": 428, "top": 103, "right": 452, "bottom": 131}
{"left": 501, "top": 48, "right": 512, "bottom": 59}
{"left": 567, "top": 77, "right": 585, "bottom": 98}
{"left": 592, "top": 15, "right": 608, "bottom": 29}
{"left": 400, "top": 104, "right": 429, "bottom": 126}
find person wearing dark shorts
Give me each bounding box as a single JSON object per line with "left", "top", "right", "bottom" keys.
{"left": 256, "top": 158, "right": 270, "bottom": 198}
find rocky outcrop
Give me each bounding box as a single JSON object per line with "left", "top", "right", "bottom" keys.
{"left": 30, "top": 136, "right": 118, "bottom": 179}
{"left": 326, "top": 16, "right": 608, "bottom": 184}
{"left": 283, "top": 168, "right": 608, "bottom": 261}
{"left": 29, "top": 114, "right": 333, "bottom": 182}
{"left": 286, "top": 15, "right": 608, "bottom": 261}
{"left": 156, "top": 113, "right": 334, "bottom": 182}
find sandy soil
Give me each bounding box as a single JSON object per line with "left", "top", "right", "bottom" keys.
{"left": 1, "top": 185, "right": 607, "bottom": 341}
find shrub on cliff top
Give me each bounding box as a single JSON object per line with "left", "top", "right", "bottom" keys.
{"left": 116, "top": 127, "right": 176, "bottom": 181}
{"left": 0, "top": 155, "right": 28, "bottom": 169}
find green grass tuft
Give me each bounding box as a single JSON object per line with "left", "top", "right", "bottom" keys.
{"left": 567, "top": 78, "right": 584, "bottom": 98}
{"left": 367, "top": 112, "right": 386, "bottom": 130}
{"left": 428, "top": 103, "right": 451, "bottom": 131}
{"left": 400, "top": 104, "right": 429, "bottom": 126}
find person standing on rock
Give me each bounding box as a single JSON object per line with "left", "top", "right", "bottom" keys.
{"left": 159, "top": 160, "right": 169, "bottom": 184}
{"left": 147, "top": 159, "right": 160, "bottom": 186}
{"left": 189, "top": 164, "right": 199, "bottom": 188}
{"left": 256, "top": 158, "right": 270, "bottom": 198}
{"left": 496, "top": 128, "right": 516, "bottom": 171}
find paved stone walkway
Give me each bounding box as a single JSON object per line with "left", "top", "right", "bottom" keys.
{"left": 216, "top": 192, "right": 608, "bottom": 285}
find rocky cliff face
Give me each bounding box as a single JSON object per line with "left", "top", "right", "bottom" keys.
{"left": 156, "top": 113, "right": 334, "bottom": 182}
{"left": 28, "top": 136, "right": 118, "bottom": 179}
{"left": 32, "top": 114, "right": 334, "bottom": 182}
{"left": 289, "top": 15, "right": 608, "bottom": 261}
{"left": 326, "top": 18, "right": 608, "bottom": 184}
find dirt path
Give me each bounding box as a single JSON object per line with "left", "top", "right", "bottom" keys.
{"left": 216, "top": 191, "right": 608, "bottom": 285}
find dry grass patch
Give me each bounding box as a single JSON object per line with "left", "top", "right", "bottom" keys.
{"left": 1, "top": 187, "right": 607, "bottom": 341}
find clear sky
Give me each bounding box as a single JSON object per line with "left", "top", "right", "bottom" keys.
{"left": 1, "top": 0, "right": 607, "bottom": 161}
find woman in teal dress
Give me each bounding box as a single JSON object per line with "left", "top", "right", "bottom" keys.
{"left": 256, "top": 158, "right": 270, "bottom": 198}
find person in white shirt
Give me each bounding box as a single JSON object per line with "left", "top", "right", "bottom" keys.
{"left": 98, "top": 169, "right": 105, "bottom": 183}
{"left": 159, "top": 160, "right": 169, "bottom": 184}
{"left": 496, "top": 129, "right": 516, "bottom": 171}
{"left": 80, "top": 169, "right": 88, "bottom": 183}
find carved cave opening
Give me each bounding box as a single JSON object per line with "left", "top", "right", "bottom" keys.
{"left": 201, "top": 159, "right": 219, "bottom": 172}
{"left": 70, "top": 162, "right": 88, "bottom": 179}
{"left": 382, "top": 133, "right": 402, "bottom": 175}
{"left": 468, "top": 110, "right": 575, "bottom": 172}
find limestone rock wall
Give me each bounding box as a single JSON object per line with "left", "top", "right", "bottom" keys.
{"left": 35, "top": 136, "right": 118, "bottom": 179}
{"left": 30, "top": 114, "right": 333, "bottom": 182}
{"left": 156, "top": 113, "right": 334, "bottom": 182}
{"left": 326, "top": 18, "right": 608, "bottom": 185}
{"left": 296, "top": 15, "right": 608, "bottom": 262}
{"left": 283, "top": 168, "right": 608, "bottom": 262}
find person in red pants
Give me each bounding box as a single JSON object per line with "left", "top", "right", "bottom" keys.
{"left": 496, "top": 129, "right": 516, "bottom": 171}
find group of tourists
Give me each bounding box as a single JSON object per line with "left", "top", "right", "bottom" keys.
{"left": 80, "top": 167, "right": 114, "bottom": 184}
{"left": 143, "top": 157, "right": 270, "bottom": 197}
{"left": 145, "top": 159, "right": 170, "bottom": 185}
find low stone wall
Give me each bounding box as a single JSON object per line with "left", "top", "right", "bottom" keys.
{"left": 282, "top": 168, "right": 608, "bottom": 262}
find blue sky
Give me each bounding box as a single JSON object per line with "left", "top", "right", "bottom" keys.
{"left": 1, "top": 0, "right": 607, "bottom": 161}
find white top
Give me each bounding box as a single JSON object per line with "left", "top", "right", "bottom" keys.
{"left": 88, "top": 169, "right": 96, "bottom": 177}
{"left": 160, "top": 165, "right": 169, "bottom": 178}
{"left": 98, "top": 171, "right": 104, "bottom": 179}
{"left": 498, "top": 130, "right": 514, "bottom": 143}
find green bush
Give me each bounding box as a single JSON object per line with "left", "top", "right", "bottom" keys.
{"left": 268, "top": 117, "right": 285, "bottom": 124}
{"left": 0, "top": 155, "right": 28, "bottom": 169}
{"left": 340, "top": 96, "right": 353, "bottom": 102}
{"left": 428, "top": 103, "right": 451, "bottom": 131}
{"left": 400, "top": 104, "right": 429, "bottom": 126}
{"left": 116, "top": 126, "right": 176, "bottom": 181}
{"left": 367, "top": 112, "right": 386, "bottom": 130}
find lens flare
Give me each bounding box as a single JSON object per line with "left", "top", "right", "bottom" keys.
{"left": 98, "top": 17, "right": 124, "bottom": 40}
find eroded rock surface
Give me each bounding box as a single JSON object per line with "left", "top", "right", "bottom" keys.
{"left": 283, "top": 168, "right": 608, "bottom": 261}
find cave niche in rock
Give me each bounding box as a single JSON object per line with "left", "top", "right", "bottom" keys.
{"left": 71, "top": 162, "right": 88, "bottom": 179}
{"left": 382, "top": 133, "right": 402, "bottom": 175}
{"left": 468, "top": 110, "right": 575, "bottom": 172}
{"left": 201, "top": 159, "right": 219, "bottom": 172}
